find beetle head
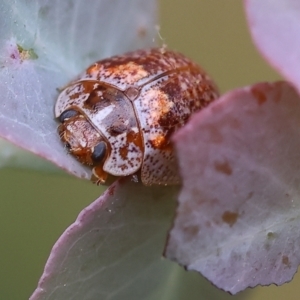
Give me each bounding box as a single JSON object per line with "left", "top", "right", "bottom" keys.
{"left": 58, "top": 109, "right": 109, "bottom": 184}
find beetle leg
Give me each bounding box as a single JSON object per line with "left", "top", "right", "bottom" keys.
{"left": 92, "top": 166, "right": 108, "bottom": 185}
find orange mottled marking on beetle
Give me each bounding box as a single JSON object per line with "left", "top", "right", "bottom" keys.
{"left": 150, "top": 134, "right": 166, "bottom": 149}
{"left": 106, "top": 62, "right": 148, "bottom": 84}
{"left": 86, "top": 64, "right": 102, "bottom": 77}
{"left": 144, "top": 89, "right": 174, "bottom": 126}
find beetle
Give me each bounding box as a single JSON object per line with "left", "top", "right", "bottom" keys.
{"left": 55, "top": 48, "right": 218, "bottom": 186}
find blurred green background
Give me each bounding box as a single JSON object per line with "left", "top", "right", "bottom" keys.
{"left": 1, "top": 1, "right": 299, "bottom": 299}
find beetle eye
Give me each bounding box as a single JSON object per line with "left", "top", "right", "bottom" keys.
{"left": 59, "top": 109, "right": 78, "bottom": 122}
{"left": 91, "top": 141, "right": 107, "bottom": 163}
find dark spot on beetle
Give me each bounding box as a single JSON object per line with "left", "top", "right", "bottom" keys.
{"left": 120, "top": 164, "right": 128, "bottom": 171}
{"left": 214, "top": 160, "right": 232, "bottom": 175}
{"left": 222, "top": 211, "right": 239, "bottom": 227}
{"left": 251, "top": 86, "right": 267, "bottom": 105}
{"left": 128, "top": 160, "right": 134, "bottom": 168}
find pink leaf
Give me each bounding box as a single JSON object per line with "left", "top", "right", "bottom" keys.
{"left": 166, "top": 81, "right": 300, "bottom": 294}
{"left": 30, "top": 178, "right": 179, "bottom": 299}
{"left": 0, "top": 38, "right": 91, "bottom": 179}
{"left": 245, "top": 0, "right": 300, "bottom": 91}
